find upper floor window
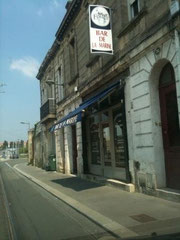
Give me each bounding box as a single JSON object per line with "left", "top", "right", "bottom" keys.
{"left": 129, "top": 0, "right": 140, "bottom": 19}
{"left": 55, "top": 66, "right": 64, "bottom": 102}
{"left": 41, "top": 87, "right": 47, "bottom": 105}
{"left": 69, "top": 37, "right": 78, "bottom": 81}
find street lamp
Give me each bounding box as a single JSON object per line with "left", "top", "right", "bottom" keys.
{"left": 20, "top": 122, "right": 30, "bottom": 130}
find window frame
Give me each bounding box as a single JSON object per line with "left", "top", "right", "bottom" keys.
{"left": 55, "top": 64, "right": 64, "bottom": 102}
{"left": 128, "top": 0, "right": 140, "bottom": 20}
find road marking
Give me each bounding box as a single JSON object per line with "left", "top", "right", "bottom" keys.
{"left": 5, "top": 162, "right": 12, "bottom": 168}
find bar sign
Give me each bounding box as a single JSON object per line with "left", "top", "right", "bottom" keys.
{"left": 89, "top": 5, "right": 113, "bottom": 54}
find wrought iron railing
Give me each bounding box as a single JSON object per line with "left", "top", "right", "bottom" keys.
{"left": 40, "top": 99, "right": 56, "bottom": 120}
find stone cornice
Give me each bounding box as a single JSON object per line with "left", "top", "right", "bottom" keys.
{"left": 36, "top": 40, "right": 59, "bottom": 80}
{"left": 55, "top": 0, "right": 82, "bottom": 40}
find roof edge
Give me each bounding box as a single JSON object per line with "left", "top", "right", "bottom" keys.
{"left": 36, "top": 0, "right": 82, "bottom": 80}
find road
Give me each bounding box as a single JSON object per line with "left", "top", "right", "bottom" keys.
{"left": 0, "top": 159, "right": 115, "bottom": 240}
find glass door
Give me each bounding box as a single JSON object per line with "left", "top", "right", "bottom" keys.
{"left": 86, "top": 98, "right": 130, "bottom": 181}
{"left": 88, "top": 114, "right": 103, "bottom": 176}
{"left": 113, "top": 108, "right": 125, "bottom": 168}
{"left": 102, "top": 122, "right": 111, "bottom": 167}
{"left": 101, "top": 111, "right": 112, "bottom": 167}
{"left": 112, "top": 106, "right": 128, "bottom": 181}
{"left": 89, "top": 114, "right": 101, "bottom": 165}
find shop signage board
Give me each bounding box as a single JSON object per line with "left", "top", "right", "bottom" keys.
{"left": 52, "top": 114, "right": 81, "bottom": 131}
{"left": 89, "top": 5, "right": 113, "bottom": 54}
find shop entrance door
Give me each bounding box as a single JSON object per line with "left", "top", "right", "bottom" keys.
{"left": 87, "top": 102, "right": 129, "bottom": 181}
{"left": 101, "top": 111, "right": 113, "bottom": 178}
{"left": 112, "top": 107, "right": 128, "bottom": 181}
{"left": 159, "top": 63, "right": 180, "bottom": 190}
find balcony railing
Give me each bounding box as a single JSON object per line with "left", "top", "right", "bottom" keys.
{"left": 40, "top": 99, "right": 56, "bottom": 121}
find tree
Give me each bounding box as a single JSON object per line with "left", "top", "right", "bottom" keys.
{"left": 20, "top": 140, "right": 24, "bottom": 148}
{"left": 2, "top": 140, "right": 8, "bottom": 149}
{"left": 10, "top": 142, "right": 14, "bottom": 148}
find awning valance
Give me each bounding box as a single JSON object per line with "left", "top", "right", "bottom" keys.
{"left": 50, "top": 81, "right": 121, "bottom": 132}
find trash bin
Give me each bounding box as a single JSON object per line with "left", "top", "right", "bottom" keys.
{"left": 45, "top": 165, "right": 50, "bottom": 171}
{"left": 48, "top": 155, "right": 56, "bottom": 171}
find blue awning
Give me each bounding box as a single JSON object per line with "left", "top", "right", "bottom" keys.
{"left": 50, "top": 81, "right": 120, "bottom": 131}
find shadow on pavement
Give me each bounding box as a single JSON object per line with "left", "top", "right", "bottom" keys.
{"left": 52, "top": 177, "right": 103, "bottom": 191}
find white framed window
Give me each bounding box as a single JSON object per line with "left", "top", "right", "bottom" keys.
{"left": 129, "top": 0, "right": 140, "bottom": 19}
{"left": 41, "top": 87, "right": 47, "bottom": 105}
{"left": 55, "top": 65, "right": 64, "bottom": 102}
{"left": 41, "top": 88, "right": 44, "bottom": 105}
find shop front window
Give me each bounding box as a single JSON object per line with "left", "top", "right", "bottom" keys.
{"left": 102, "top": 123, "right": 111, "bottom": 166}
{"left": 113, "top": 108, "right": 125, "bottom": 168}
{"left": 99, "top": 97, "right": 109, "bottom": 111}
{"left": 101, "top": 111, "right": 109, "bottom": 122}
{"left": 110, "top": 88, "right": 123, "bottom": 105}
{"left": 90, "top": 115, "right": 101, "bottom": 165}
{"left": 90, "top": 102, "right": 99, "bottom": 113}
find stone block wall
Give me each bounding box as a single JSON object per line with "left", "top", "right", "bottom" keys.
{"left": 127, "top": 28, "right": 180, "bottom": 192}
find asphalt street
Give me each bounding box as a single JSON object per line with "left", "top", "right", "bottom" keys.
{"left": 0, "top": 171, "right": 12, "bottom": 240}
{"left": 0, "top": 159, "right": 115, "bottom": 240}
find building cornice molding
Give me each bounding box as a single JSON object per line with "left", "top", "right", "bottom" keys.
{"left": 36, "top": 40, "right": 59, "bottom": 80}
{"left": 37, "top": 0, "right": 82, "bottom": 80}
{"left": 55, "top": 0, "right": 82, "bottom": 41}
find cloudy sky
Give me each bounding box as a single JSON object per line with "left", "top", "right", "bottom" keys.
{"left": 0, "top": 0, "right": 67, "bottom": 141}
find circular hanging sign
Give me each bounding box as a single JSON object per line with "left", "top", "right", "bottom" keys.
{"left": 91, "top": 6, "right": 110, "bottom": 27}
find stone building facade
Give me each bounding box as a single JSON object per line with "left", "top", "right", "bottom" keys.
{"left": 36, "top": 0, "right": 180, "bottom": 196}
{"left": 28, "top": 128, "right": 34, "bottom": 165}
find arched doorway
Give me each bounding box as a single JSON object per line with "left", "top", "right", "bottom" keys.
{"left": 159, "top": 63, "right": 180, "bottom": 190}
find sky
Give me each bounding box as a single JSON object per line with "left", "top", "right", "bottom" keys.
{"left": 0, "top": 0, "right": 67, "bottom": 142}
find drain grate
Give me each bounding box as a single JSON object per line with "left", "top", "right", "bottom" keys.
{"left": 130, "top": 214, "right": 157, "bottom": 223}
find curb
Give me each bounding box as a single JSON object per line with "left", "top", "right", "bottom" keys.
{"left": 14, "top": 165, "right": 139, "bottom": 239}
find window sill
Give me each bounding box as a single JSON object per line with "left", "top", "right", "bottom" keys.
{"left": 117, "top": 8, "right": 147, "bottom": 38}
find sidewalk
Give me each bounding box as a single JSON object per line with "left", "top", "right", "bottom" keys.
{"left": 14, "top": 162, "right": 180, "bottom": 239}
